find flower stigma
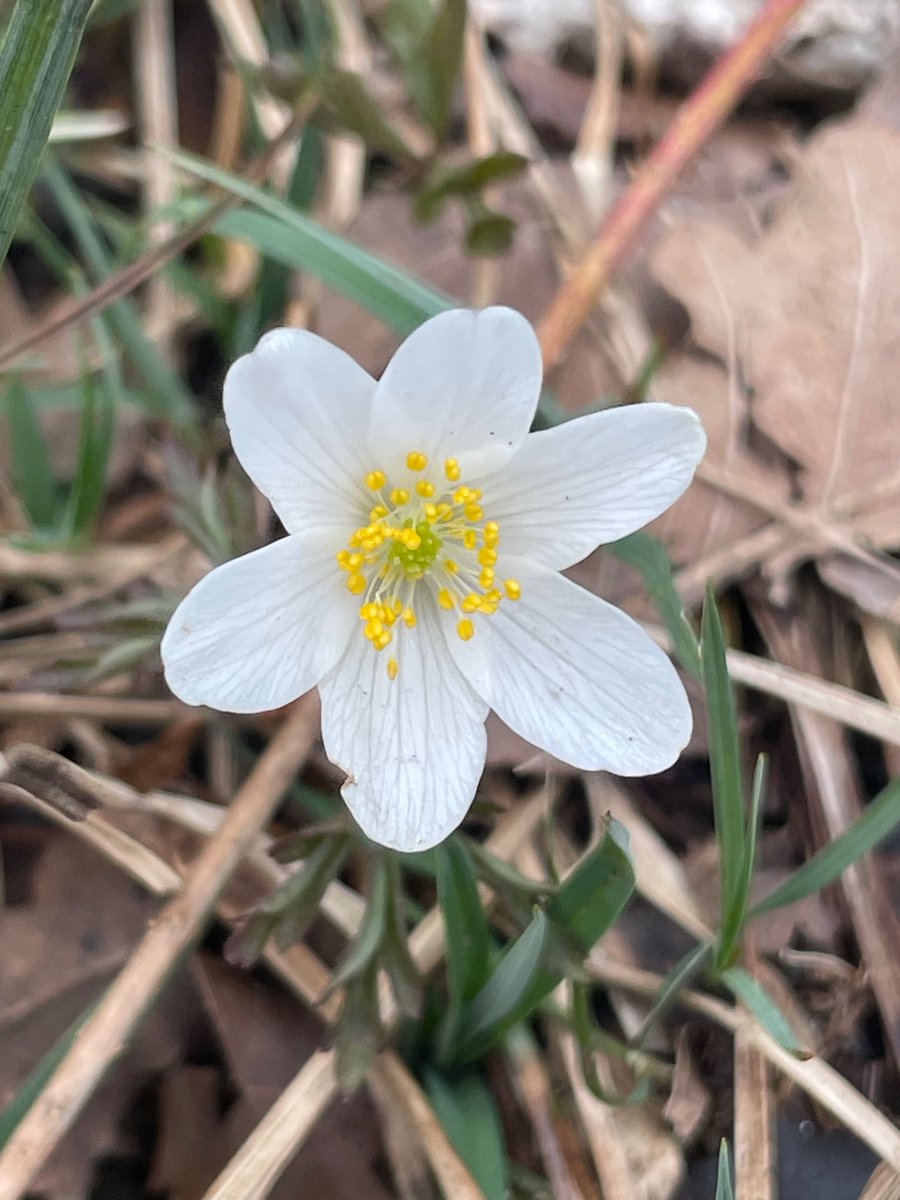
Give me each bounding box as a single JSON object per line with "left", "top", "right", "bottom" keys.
{"left": 336, "top": 450, "right": 521, "bottom": 679}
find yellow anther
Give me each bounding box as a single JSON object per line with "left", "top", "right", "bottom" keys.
{"left": 445, "top": 559, "right": 459, "bottom": 574}
{"left": 370, "top": 504, "right": 388, "bottom": 520}
{"left": 480, "top": 568, "right": 495, "bottom": 589}
{"left": 461, "top": 593, "right": 480, "bottom": 613}
{"left": 486, "top": 588, "right": 502, "bottom": 604}
{"left": 504, "top": 579, "right": 522, "bottom": 601}
{"left": 406, "top": 451, "right": 428, "bottom": 471}
{"left": 389, "top": 488, "right": 410, "bottom": 506}
{"left": 387, "top": 657, "right": 399, "bottom": 681}
{"left": 403, "top": 607, "right": 417, "bottom": 628}
{"left": 336, "top": 550, "right": 351, "bottom": 569}
{"left": 483, "top": 521, "right": 500, "bottom": 542}
{"left": 478, "top": 547, "right": 498, "bottom": 567}
{"left": 464, "top": 502, "right": 484, "bottom": 522}
{"left": 463, "top": 530, "right": 478, "bottom": 551}
{"left": 366, "top": 470, "right": 386, "bottom": 490}
{"left": 347, "top": 573, "right": 367, "bottom": 595}
{"left": 393, "top": 599, "right": 403, "bottom": 615}
{"left": 416, "top": 479, "right": 436, "bottom": 498}
{"left": 424, "top": 503, "right": 438, "bottom": 520}
{"left": 438, "top": 588, "right": 456, "bottom": 611}
{"left": 444, "top": 457, "right": 461, "bottom": 482}
{"left": 375, "top": 630, "right": 392, "bottom": 651}
{"left": 454, "top": 486, "right": 471, "bottom": 504}
{"left": 360, "top": 603, "right": 377, "bottom": 619}
{"left": 479, "top": 601, "right": 498, "bottom": 615}
{"left": 436, "top": 502, "right": 453, "bottom": 520}
{"left": 457, "top": 618, "right": 475, "bottom": 641}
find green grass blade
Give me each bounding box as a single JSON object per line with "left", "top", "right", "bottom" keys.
{"left": 701, "top": 585, "right": 746, "bottom": 965}
{"left": 4, "top": 377, "right": 58, "bottom": 527}
{"left": 608, "top": 531, "right": 701, "bottom": 677}
{"left": 437, "top": 839, "right": 491, "bottom": 1006}
{"left": 42, "top": 159, "right": 195, "bottom": 423}
{"left": 450, "top": 909, "right": 550, "bottom": 1064}
{"left": 0, "top": 997, "right": 99, "bottom": 1149}
{"left": 423, "top": 1067, "right": 510, "bottom": 1200}
{"left": 715, "top": 1140, "right": 735, "bottom": 1200}
{"left": 720, "top": 967, "right": 809, "bottom": 1057}
{"left": 64, "top": 323, "right": 116, "bottom": 536}
{"left": 749, "top": 773, "right": 900, "bottom": 918}
{"left": 166, "top": 146, "right": 453, "bottom": 332}
{"left": 545, "top": 818, "right": 635, "bottom": 953}
{"left": 633, "top": 940, "right": 712, "bottom": 1048}
{"left": 717, "top": 753, "right": 768, "bottom": 970}
{"left": 0, "top": 0, "right": 93, "bottom": 267}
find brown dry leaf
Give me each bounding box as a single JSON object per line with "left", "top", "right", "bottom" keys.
{"left": 651, "top": 118, "right": 900, "bottom": 582}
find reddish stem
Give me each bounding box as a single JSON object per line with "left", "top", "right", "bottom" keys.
{"left": 537, "top": 0, "right": 809, "bottom": 372}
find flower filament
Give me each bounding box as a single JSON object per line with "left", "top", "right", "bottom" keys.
{"left": 336, "top": 450, "right": 521, "bottom": 678}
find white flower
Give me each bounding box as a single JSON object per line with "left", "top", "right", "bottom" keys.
{"left": 162, "top": 307, "right": 706, "bottom": 852}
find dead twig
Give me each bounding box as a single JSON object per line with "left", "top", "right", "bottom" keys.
{"left": 0, "top": 698, "right": 319, "bottom": 1200}
{"left": 537, "top": 0, "right": 809, "bottom": 370}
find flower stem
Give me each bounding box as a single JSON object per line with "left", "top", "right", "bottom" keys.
{"left": 537, "top": 0, "right": 810, "bottom": 372}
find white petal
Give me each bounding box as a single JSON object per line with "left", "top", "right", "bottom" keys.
{"left": 224, "top": 328, "right": 375, "bottom": 533}
{"left": 162, "top": 533, "right": 356, "bottom": 712}
{"left": 318, "top": 599, "right": 488, "bottom": 852}
{"left": 483, "top": 404, "right": 706, "bottom": 569}
{"left": 368, "top": 308, "right": 542, "bottom": 477}
{"left": 444, "top": 559, "right": 691, "bottom": 774}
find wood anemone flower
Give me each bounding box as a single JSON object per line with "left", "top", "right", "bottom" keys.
{"left": 162, "top": 307, "right": 706, "bottom": 851}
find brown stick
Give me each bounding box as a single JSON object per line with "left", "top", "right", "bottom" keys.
{"left": 536, "top": 0, "right": 808, "bottom": 370}
{"left": 0, "top": 698, "right": 318, "bottom": 1200}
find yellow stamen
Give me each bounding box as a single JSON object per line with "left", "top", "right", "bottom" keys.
{"left": 504, "top": 579, "right": 521, "bottom": 600}
{"left": 416, "top": 479, "right": 436, "bottom": 498}
{"left": 366, "top": 470, "right": 386, "bottom": 490}
{"left": 438, "top": 588, "right": 456, "bottom": 610}
{"left": 387, "top": 657, "right": 399, "bottom": 680}
{"left": 403, "top": 607, "right": 417, "bottom": 627}
{"left": 444, "top": 457, "right": 461, "bottom": 482}
{"left": 347, "top": 573, "right": 366, "bottom": 595}
{"left": 406, "top": 451, "right": 428, "bottom": 471}
{"left": 457, "top": 618, "right": 475, "bottom": 641}
{"left": 389, "top": 488, "right": 410, "bottom": 506}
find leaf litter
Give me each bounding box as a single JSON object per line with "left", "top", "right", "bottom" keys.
{"left": 0, "top": 4, "right": 899, "bottom": 1199}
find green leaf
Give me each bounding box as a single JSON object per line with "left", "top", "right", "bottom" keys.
{"left": 715, "top": 1140, "right": 735, "bottom": 1200}
{"left": 416, "top": 150, "right": 529, "bottom": 221}
{"left": 633, "top": 940, "right": 712, "bottom": 1048}
{"left": 4, "top": 378, "right": 58, "bottom": 527}
{"left": 467, "top": 839, "right": 553, "bottom": 900}
{"left": 437, "top": 839, "right": 491, "bottom": 1006}
{"left": 64, "top": 343, "right": 115, "bottom": 536}
{"left": 717, "top": 753, "right": 767, "bottom": 970}
{"left": 423, "top": 1067, "right": 510, "bottom": 1200}
{"left": 0, "top": 995, "right": 99, "bottom": 1149}
{"left": 380, "top": 856, "right": 422, "bottom": 1017}
{"left": 330, "top": 857, "right": 390, "bottom": 990}
{"left": 720, "top": 967, "right": 809, "bottom": 1058}
{"left": 334, "top": 962, "right": 381, "bottom": 1092}
{"left": 41, "top": 159, "right": 194, "bottom": 423}
{"left": 465, "top": 210, "right": 516, "bottom": 257}
{"left": 450, "top": 908, "right": 551, "bottom": 1064}
{"left": 166, "top": 143, "right": 453, "bottom": 331}
{"left": 748, "top": 773, "right": 900, "bottom": 917}
{"left": 608, "top": 531, "right": 701, "bottom": 677}
{"left": 322, "top": 67, "right": 423, "bottom": 160}
{"left": 546, "top": 818, "right": 634, "bottom": 953}
{"left": 701, "top": 585, "right": 746, "bottom": 967}
{"left": 417, "top": 0, "right": 466, "bottom": 136}
{"left": 0, "top": 0, "right": 93, "bottom": 267}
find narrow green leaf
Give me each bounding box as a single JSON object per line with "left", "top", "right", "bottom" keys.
{"left": 65, "top": 342, "right": 115, "bottom": 536}
{"left": 4, "top": 378, "right": 58, "bottom": 527}
{"left": 418, "top": 0, "right": 466, "bottom": 136}
{"left": 167, "top": 146, "right": 453, "bottom": 332}
{"left": 720, "top": 967, "right": 809, "bottom": 1057}
{"left": 715, "top": 1140, "right": 735, "bottom": 1200}
{"left": 717, "top": 753, "right": 768, "bottom": 969}
{"left": 42, "top": 160, "right": 195, "bottom": 423}
{"left": 546, "top": 818, "right": 634, "bottom": 953}
{"left": 437, "top": 839, "right": 491, "bottom": 1006}
{"left": 0, "top": 0, "right": 93, "bottom": 267}
{"left": 608, "top": 531, "right": 701, "bottom": 677}
{"left": 423, "top": 1067, "right": 510, "bottom": 1200}
{"left": 749, "top": 773, "right": 900, "bottom": 918}
{"left": 381, "top": 856, "right": 422, "bottom": 1017}
{"left": 330, "top": 857, "right": 390, "bottom": 990}
{"left": 467, "top": 839, "right": 553, "bottom": 900}
{"left": 334, "top": 962, "right": 381, "bottom": 1092}
{"left": 0, "top": 996, "right": 99, "bottom": 1149}
{"left": 701, "top": 585, "right": 746, "bottom": 954}
{"left": 633, "top": 941, "right": 712, "bottom": 1048}
{"left": 451, "top": 909, "right": 550, "bottom": 1064}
